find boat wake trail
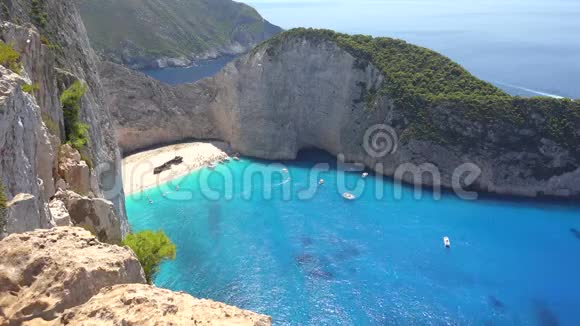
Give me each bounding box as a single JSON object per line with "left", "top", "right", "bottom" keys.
{"left": 494, "top": 81, "right": 564, "bottom": 99}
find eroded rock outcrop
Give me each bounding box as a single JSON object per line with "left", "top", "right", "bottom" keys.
{"left": 57, "top": 284, "right": 272, "bottom": 326}
{"left": 54, "top": 190, "right": 122, "bottom": 244}
{"left": 58, "top": 144, "right": 90, "bottom": 195}
{"left": 0, "top": 227, "right": 145, "bottom": 324}
{"left": 103, "top": 32, "right": 580, "bottom": 199}
{"left": 0, "top": 227, "right": 272, "bottom": 325}
{"left": 48, "top": 199, "right": 71, "bottom": 227}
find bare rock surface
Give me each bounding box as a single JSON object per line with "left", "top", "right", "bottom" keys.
{"left": 3, "top": 194, "right": 54, "bottom": 239}
{"left": 0, "top": 227, "right": 145, "bottom": 324}
{"left": 0, "top": 65, "right": 54, "bottom": 237}
{"left": 58, "top": 144, "right": 90, "bottom": 195}
{"left": 99, "top": 62, "right": 220, "bottom": 154}
{"left": 48, "top": 199, "right": 71, "bottom": 227}
{"left": 56, "top": 284, "right": 272, "bottom": 326}
{"left": 54, "top": 190, "right": 122, "bottom": 243}
{"left": 0, "top": 228, "right": 272, "bottom": 325}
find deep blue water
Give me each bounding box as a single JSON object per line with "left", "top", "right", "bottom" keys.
{"left": 126, "top": 151, "right": 580, "bottom": 325}
{"left": 141, "top": 55, "right": 236, "bottom": 85}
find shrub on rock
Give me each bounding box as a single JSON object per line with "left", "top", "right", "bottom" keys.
{"left": 123, "top": 230, "right": 176, "bottom": 283}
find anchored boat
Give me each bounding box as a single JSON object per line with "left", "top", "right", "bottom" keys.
{"left": 443, "top": 236, "right": 451, "bottom": 248}
{"left": 342, "top": 192, "right": 356, "bottom": 200}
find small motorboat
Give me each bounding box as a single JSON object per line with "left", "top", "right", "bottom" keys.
{"left": 362, "top": 172, "right": 369, "bottom": 178}
{"left": 208, "top": 164, "right": 216, "bottom": 170}
{"left": 443, "top": 236, "right": 451, "bottom": 248}
{"left": 342, "top": 192, "right": 356, "bottom": 200}
{"left": 282, "top": 168, "right": 289, "bottom": 173}
{"left": 319, "top": 179, "right": 325, "bottom": 185}
{"left": 224, "top": 157, "right": 231, "bottom": 162}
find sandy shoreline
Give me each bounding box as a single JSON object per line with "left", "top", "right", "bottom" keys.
{"left": 122, "top": 141, "right": 231, "bottom": 195}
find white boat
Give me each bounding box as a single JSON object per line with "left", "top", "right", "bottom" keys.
{"left": 342, "top": 192, "right": 356, "bottom": 200}
{"left": 362, "top": 172, "right": 369, "bottom": 178}
{"left": 443, "top": 236, "right": 451, "bottom": 248}
{"left": 224, "top": 157, "right": 231, "bottom": 162}
{"left": 233, "top": 156, "right": 240, "bottom": 161}
{"left": 208, "top": 164, "right": 216, "bottom": 170}
{"left": 319, "top": 179, "right": 325, "bottom": 185}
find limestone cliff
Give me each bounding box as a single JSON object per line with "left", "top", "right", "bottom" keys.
{"left": 103, "top": 30, "right": 580, "bottom": 199}
{"left": 0, "top": 227, "right": 144, "bottom": 323}
{"left": 0, "top": 227, "right": 271, "bottom": 325}
{"left": 99, "top": 62, "right": 220, "bottom": 154}
{"left": 58, "top": 284, "right": 271, "bottom": 325}
{"left": 1, "top": 0, "right": 128, "bottom": 237}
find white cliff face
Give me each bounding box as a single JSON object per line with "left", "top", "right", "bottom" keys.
{"left": 103, "top": 36, "right": 580, "bottom": 199}
{"left": 1, "top": 0, "right": 129, "bottom": 238}
{"left": 100, "top": 62, "right": 221, "bottom": 154}
{"left": 0, "top": 66, "right": 54, "bottom": 235}
{"left": 206, "top": 38, "right": 385, "bottom": 160}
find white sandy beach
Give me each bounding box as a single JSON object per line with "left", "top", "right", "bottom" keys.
{"left": 122, "top": 141, "right": 231, "bottom": 194}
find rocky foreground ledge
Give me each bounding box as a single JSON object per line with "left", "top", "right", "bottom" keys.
{"left": 0, "top": 227, "right": 271, "bottom": 325}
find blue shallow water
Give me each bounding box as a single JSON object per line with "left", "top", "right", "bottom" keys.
{"left": 126, "top": 151, "right": 580, "bottom": 325}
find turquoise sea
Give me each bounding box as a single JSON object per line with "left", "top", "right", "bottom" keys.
{"left": 126, "top": 151, "right": 580, "bottom": 325}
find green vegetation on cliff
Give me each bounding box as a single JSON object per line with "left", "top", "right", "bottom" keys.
{"left": 0, "top": 41, "right": 21, "bottom": 73}
{"left": 22, "top": 82, "right": 39, "bottom": 95}
{"left": 61, "top": 81, "right": 89, "bottom": 151}
{"left": 77, "top": 0, "right": 282, "bottom": 66}
{"left": 0, "top": 183, "right": 7, "bottom": 233}
{"left": 260, "top": 28, "right": 580, "bottom": 146}
{"left": 123, "top": 230, "right": 176, "bottom": 284}
{"left": 31, "top": 0, "right": 48, "bottom": 28}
